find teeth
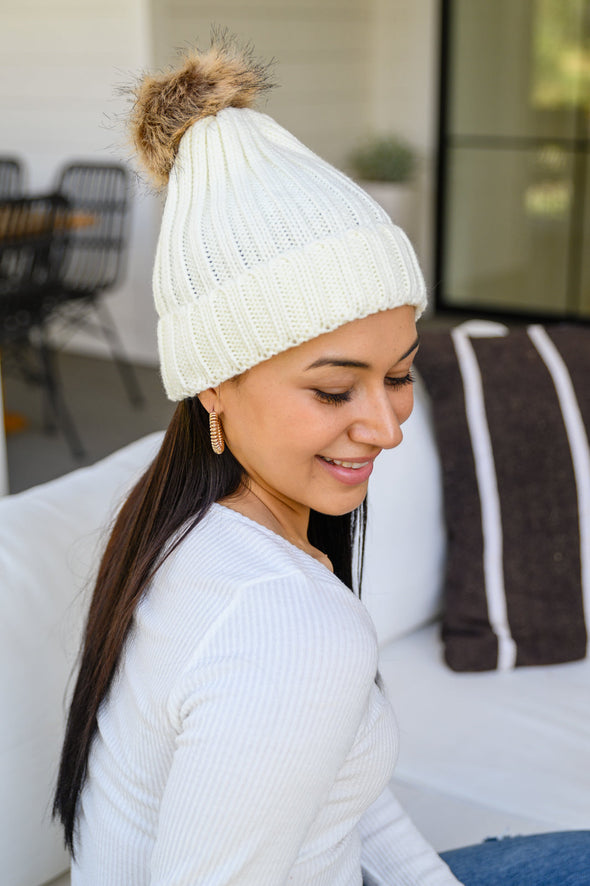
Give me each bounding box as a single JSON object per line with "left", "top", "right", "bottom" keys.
{"left": 322, "top": 457, "right": 369, "bottom": 469}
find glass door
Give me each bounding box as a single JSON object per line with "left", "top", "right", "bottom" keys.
{"left": 438, "top": 0, "right": 590, "bottom": 318}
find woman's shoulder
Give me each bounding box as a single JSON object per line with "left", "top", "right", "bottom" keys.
{"left": 139, "top": 503, "right": 378, "bottom": 691}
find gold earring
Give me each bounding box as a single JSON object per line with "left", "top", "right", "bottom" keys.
{"left": 209, "top": 410, "right": 225, "bottom": 455}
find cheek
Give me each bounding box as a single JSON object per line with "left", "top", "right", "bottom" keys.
{"left": 261, "top": 402, "right": 343, "bottom": 469}
{"left": 224, "top": 386, "right": 324, "bottom": 458}
{"left": 274, "top": 402, "right": 337, "bottom": 457}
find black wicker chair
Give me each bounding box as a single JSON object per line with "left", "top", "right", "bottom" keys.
{"left": 0, "top": 193, "right": 85, "bottom": 457}
{"left": 51, "top": 161, "right": 143, "bottom": 407}
{"left": 0, "top": 157, "right": 24, "bottom": 198}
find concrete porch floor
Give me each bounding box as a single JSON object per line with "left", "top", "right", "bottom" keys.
{"left": 4, "top": 350, "right": 173, "bottom": 495}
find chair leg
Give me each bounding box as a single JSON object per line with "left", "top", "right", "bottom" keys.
{"left": 37, "top": 335, "right": 86, "bottom": 459}
{"left": 93, "top": 300, "right": 145, "bottom": 407}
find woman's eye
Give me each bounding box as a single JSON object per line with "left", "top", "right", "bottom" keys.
{"left": 313, "top": 389, "right": 352, "bottom": 405}
{"left": 385, "top": 371, "right": 415, "bottom": 389}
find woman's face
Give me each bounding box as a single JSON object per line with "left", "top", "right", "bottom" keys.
{"left": 208, "top": 305, "right": 419, "bottom": 519}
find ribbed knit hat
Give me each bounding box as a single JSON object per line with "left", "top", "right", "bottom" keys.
{"left": 131, "top": 37, "right": 427, "bottom": 400}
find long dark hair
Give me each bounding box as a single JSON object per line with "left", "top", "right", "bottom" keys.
{"left": 53, "top": 395, "right": 366, "bottom": 855}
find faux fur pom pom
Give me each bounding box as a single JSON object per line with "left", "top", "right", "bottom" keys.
{"left": 129, "top": 33, "right": 274, "bottom": 187}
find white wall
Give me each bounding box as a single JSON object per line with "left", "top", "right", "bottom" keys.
{"left": 151, "top": 0, "right": 373, "bottom": 170}
{"left": 0, "top": 0, "right": 161, "bottom": 364}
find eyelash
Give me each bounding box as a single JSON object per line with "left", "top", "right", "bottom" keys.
{"left": 313, "top": 371, "right": 415, "bottom": 406}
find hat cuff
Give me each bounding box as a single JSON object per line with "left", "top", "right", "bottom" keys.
{"left": 157, "top": 224, "right": 427, "bottom": 400}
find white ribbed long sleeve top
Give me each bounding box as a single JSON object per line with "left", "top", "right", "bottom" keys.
{"left": 72, "top": 504, "right": 460, "bottom": 885}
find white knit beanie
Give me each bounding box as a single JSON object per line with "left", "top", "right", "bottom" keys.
{"left": 131, "top": 37, "right": 427, "bottom": 400}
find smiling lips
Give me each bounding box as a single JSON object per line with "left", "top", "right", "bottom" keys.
{"left": 317, "top": 454, "right": 377, "bottom": 485}
{"left": 320, "top": 456, "right": 371, "bottom": 470}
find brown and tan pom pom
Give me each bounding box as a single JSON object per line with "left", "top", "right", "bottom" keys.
{"left": 129, "top": 32, "right": 274, "bottom": 187}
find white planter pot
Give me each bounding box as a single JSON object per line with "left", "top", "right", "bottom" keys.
{"left": 358, "top": 180, "right": 416, "bottom": 239}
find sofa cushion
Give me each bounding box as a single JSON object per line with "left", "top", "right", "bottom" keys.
{"left": 0, "top": 432, "right": 163, "bottom": 886}
{"left": 380, "top": 624, "right": 590, "bottom": 848}
{"left": 362, "top": 374, "right": 446, "bottom": 645}
{"left": 416, "top": 321, "right": 590, "bottom": 671}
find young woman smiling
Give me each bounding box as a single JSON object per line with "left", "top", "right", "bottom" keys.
{"left": 205, "top": 308, "right": 420, "bottom": 566}
{"left": 52, "top": 34, "right": 590, "bottom": 886}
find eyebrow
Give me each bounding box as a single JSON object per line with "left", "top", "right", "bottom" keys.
{"left": 304, "top": 334, "right": 420, "bottom": 371}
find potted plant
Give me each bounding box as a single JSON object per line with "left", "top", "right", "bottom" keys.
{"left": 348, "top": 135, "right": 417, "bottom": 234}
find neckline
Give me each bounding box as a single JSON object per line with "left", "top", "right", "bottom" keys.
{"left": 211, "top": 502, "right": 336, "bottom": 579}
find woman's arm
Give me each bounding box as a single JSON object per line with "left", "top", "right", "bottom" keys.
{"left": 151, "top": 658, "right": 335, "bottom": 882}
{"left": 150, "top": 574, "right": 380, "bottom": 884}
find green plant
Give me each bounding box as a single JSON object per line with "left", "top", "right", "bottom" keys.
{"left": 348, "top": 135, "right": 416, "bottom": 183}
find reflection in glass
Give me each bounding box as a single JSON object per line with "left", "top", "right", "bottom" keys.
{"left": 532, "top": 0, "right": 590, "bottom": 117}
{"left": 441, "top": 0, "right": 590, "bottom": 317}
{"left": 445, "top": 147, "right": 573, "bottom": 315}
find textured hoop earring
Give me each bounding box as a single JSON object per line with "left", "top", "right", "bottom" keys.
{"left": 209, "top": 410, "right": 225, "bottom": 455}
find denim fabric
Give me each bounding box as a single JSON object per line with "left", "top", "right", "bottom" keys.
{"left": 440, "top": 831, "right": 590, "bottom": 886}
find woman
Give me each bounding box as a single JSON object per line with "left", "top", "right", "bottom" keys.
{"left": 53, "top": 36, "right": 589, "bottom": 886}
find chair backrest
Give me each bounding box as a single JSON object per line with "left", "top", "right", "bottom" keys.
{"left": 0, "top": 156, "right": 24, "bottom": 198}
{"left": 55, "top": 162, "right": 131, "bottom": 295}
{"left": 0, "top": 194, "right": 70, "bottom": 291}
{"left": 0, "top": 194, "right": 70, "bottom": 343}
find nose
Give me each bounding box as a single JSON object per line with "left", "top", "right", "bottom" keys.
{"left": 349, "top": 387, "right": 411, "bottom": 450}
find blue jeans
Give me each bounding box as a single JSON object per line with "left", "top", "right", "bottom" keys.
{"left": 440, "top": 832, "right": 590, "bottom": 886}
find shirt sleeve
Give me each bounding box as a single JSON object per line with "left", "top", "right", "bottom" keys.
{"left": 359, "top": 786, "right": 464, "bottom": 885}
{"left": 149, "top": 575, "right": 378, "bottom": 885}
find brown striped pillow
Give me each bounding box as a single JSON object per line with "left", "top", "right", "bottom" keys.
{"left": 416, "top": 322, "right": 590, "bottom": 672}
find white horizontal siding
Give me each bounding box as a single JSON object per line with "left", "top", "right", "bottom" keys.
{"left": 152, "top": 0, "right": 371, "bottom": 169}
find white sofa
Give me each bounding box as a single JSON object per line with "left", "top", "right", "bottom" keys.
{"left": 1, "top": 379, "right": 588, "bottom": 886}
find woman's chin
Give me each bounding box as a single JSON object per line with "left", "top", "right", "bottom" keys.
{"left": 311, "top": 489, "right": 368, "bottom": 517}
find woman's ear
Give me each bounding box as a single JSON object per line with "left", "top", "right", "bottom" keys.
{"left": 197, "top": 387, "right": 220, "bottom": 415}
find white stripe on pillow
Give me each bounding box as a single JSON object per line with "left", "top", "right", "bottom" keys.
{"left": 528, "top": 324, "right": 590, "bottom": 656}
{"left": 451, "top": 324, "right": 516, "bottom": 671}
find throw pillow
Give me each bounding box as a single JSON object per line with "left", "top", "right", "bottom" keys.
{"left": 416, "top": 321, "right": 590, "bottom": 671}
{"left": 363, "top": 373, "right": 446, "bottom": 646}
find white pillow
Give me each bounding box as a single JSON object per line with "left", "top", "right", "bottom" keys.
{"left": 362, "top": 375, "right": 446, "bottom": 646}
{"left": 0, "top": 432, "right": 162, "bottom": 886}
